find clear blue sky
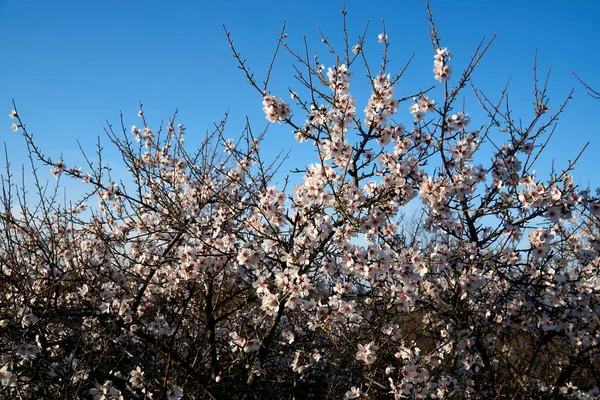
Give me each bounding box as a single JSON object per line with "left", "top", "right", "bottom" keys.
{"left": 1, "top": 0, "right": 599, "bottom": 193}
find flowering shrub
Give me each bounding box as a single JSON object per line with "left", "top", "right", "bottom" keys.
{"left": 2, "top": 5, "right": 600, "bottom": 400}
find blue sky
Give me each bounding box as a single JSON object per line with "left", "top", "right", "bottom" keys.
{"left": 1, "top": 0, "right": 599, "bottom": 195}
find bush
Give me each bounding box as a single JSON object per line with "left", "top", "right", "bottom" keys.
{"left": 1, "top": 4, "right": 599, "bottom": 400}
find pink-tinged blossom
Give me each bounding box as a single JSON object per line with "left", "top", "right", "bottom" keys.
{"left": 291, "top": 351, "right": 308, "bottom": 373}
{"left": 0, "top": 365, "right": 14, "bottom": 387}
{"left": 410, "top": 94, "right": 436, "bottom": 122}
{"left": 244, "top": 339, "right": 261, "bottom": 353}
{"left": 262, "top": 95, "right": 291, "bottom": 123}
{"left": 129, "top": 366, "right": 144, "bottom": 388}
{"left": 446, "top": 112, "right": 470, "bottom": 131}
{"left": 89, "top": 382, "right": 105, "bottom": 400}
{"left": 345, "top": 386, "right": 364, "bottom": 399}
{"left": 229, "top": 332, "right": 246, "bottom": 352}
{"left": 540, "top": 315, "right": 557, "bottom": 332}
{"left": 282, "top": 330, "right": 295, "bottom": 344}
{"left": 20, "top": 307, "right": 38, "bottom": 328}
{"left": 356, "top": 341, "right": 379, "bottom": 365}
{"left": 261, "top": 292, "right": 280, "bottom": 315}
{"left": 131, "top": 125, "right": 141, "bottom": 142}
{"left": 433, "top": 47, "right": 452, "bottom": 82}
{"left": 327, "top": 64, "right": 352, "bottom": 95}
{"left": 167, "top": 386, "right": 184, "bottom": 400}
{"left": 16, "top": 343, "right": 41, "bottom": 360}
{"left": 50, "top": 160, "right": 65, "bottom": 177}
{"left": 365, "top": 72, "right": 398, "bottom": 127}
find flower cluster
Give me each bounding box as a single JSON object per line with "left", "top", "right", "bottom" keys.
{"left": 365, "top": 72, "right": 398, "bottom": 126}
{"left": 89, "top": 381, "right": 123, "bottom": 400}
{"left": 433, "top": 47, "right": 452, "bottom": 82}
{"left": 410, "top": 93, "right": 436, "bottom": 122}
{"left": 262, "top": 94, "right": 291, "bottom": 122}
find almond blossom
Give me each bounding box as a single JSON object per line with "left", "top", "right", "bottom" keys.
{"left": 1, "top": 7, "right": 599, "bottom": 400}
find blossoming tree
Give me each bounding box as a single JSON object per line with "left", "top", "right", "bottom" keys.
{"left": 1, "top": 4, "right": 600, "bottom": 400}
